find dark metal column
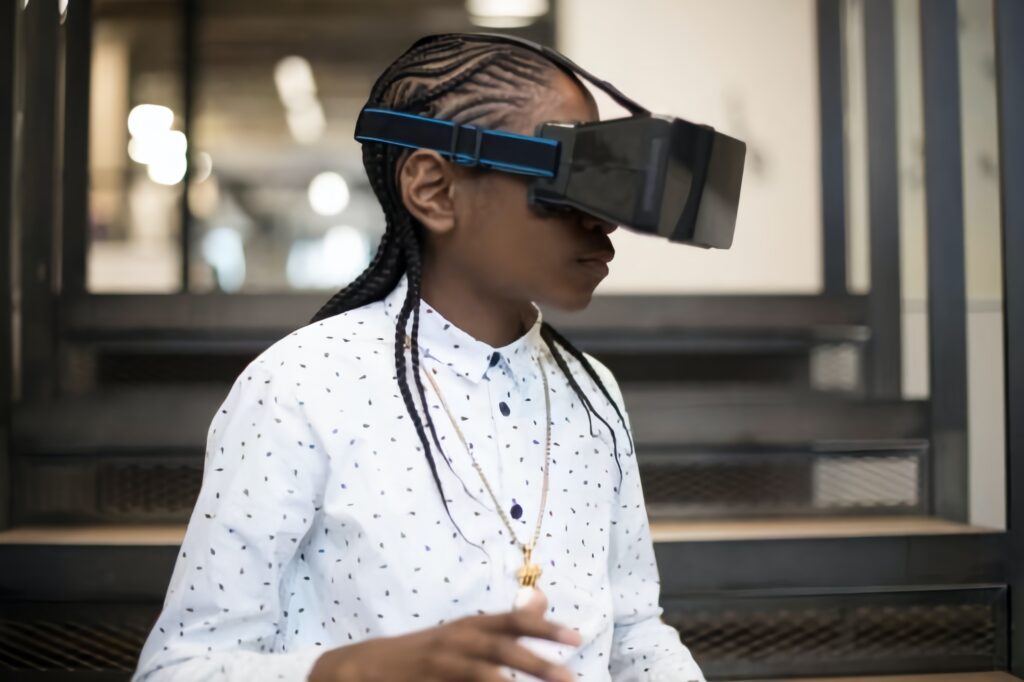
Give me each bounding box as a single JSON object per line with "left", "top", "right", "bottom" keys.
{"left": 995, "top": 0, "right": 1024, "bottom": 673}
{"left": 863, "top": 0, "right": 902, "bottom": 398}
{"left": 180, "top": 0, "right": 196, "bottom": 292}
{"left": 920, "top": 0, "right": 969, "bottom": 522}
{"left": 1, "top": 0, "right": 18, "bottom": 529}
{"left": 818, "top": 0, "right": 847, "bottom": 296}
{"left": 60, "top": 0, "right": 91, "bottom": 297}
{"left": 14, "top": 0, "right": 61, "bottom": 403}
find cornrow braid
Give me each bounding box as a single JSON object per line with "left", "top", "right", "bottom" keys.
{"left": 311, "top": 33, "right": 633, "bottom": 542}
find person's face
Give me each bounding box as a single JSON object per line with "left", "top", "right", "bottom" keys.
{"left": 399, "top": 69, "right": 618, "bottom": 312}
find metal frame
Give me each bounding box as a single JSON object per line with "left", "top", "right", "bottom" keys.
{"left": 0, "top": 531, "right": 1007, "bottom": 602}
{"left": 0, "top": 0, "right": 16, "bottom": 530}
{"left": 669, "top": 586, "right": 1007, "bottom": 680}
{"left": 0, "top": 536, "right": 1007, "bottom": 679}
{"left": 862, "top": 0, "right": 903, "bottom": 399}
{"left": 994, "top": 0, "right": 1024, "bottom": 675}
{"left": 179, "top": 0, "right": 195, "bottom": 292}
{"left": 817, "top": 0, "right": 847, "bottom": 297}
{"left": 59, "top": 0, "right": 90, "bottom": 299}
{"left": 641, "top": 441, "right": 930, "bottom": 520}
{"left": 919, "top": 0, "right": 970, "bottom": 522}
{"left": 14, "top": 0, "right": 60, "bottom": 404}
{"left": 60, "top": 291, "right": 869, "bottom": 339}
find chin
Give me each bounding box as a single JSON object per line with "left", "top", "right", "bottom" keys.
{"left": 544, "top": 285, "right": 597, "bottom": 312}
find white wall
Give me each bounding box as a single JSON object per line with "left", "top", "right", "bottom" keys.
{"left": 893, "top": 0, "right": 1006, "bottom": 529}
{"left": 558, "top": 0, "right": 823, "bottom": 293}
{"left": 559, "top": 0, "right": 1007, "bottom": 529}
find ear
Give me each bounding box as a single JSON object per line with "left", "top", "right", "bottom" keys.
{"left": 397, "top": 149, "right": 457, "bottom": 235}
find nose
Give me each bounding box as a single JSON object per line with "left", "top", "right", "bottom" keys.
{"left": 579, "top": 211, "right": 618, "bottom": 234}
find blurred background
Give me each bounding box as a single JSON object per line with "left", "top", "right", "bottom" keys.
{"left": 2, "top": 0, "right": 1023, "bottom": 680}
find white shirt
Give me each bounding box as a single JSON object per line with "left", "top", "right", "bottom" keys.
{"left": 133, "top": 273, "right": 706, "bottom": 682}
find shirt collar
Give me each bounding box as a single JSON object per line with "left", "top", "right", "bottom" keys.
{"left": 380, "top": 272, "right": 546, "bottom": 385}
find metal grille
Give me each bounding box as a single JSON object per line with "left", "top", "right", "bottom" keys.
{"left": 641, "top": 450, "right": 923, "bottom": 518}
{"left": 0, "top": 598, "right": 993, "bottom": 674}
{"left": 26, "top": 447, "right": 922, "bottom": 522}
{"left": 810, "top": 341, "right": 864, "bottom": 393}
{"left": 670, "top": 602, "right": 993, "bottom": 662}
{"left": 97, "top": 462, "right": 203, "bottom": 516}
{"left": 814, "top": 455, "right": 919, "bottom": 509}
{"left": 665, "top": 598, "right": 998, "bottom": 678}
{"left": 0, "top": 618, "right": 152, "bottom": 671}
{"left": 641, "top": 459, "right": 812, "bottom": 512}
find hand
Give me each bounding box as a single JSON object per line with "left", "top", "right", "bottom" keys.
{"left": 308, "top": 594, "right": 582, "bottom": 682}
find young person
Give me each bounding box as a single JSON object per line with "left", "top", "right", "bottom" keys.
{"left": 134, "top": 33, "right": 705, "bottom": 682}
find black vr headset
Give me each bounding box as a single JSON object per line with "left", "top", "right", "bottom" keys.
{"left": 355, "top": 33, "right": 746, "bottom": 249}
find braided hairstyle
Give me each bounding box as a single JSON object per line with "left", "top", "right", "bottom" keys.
{"left": 311, "top": 34, "right": 634, "bottom": 542}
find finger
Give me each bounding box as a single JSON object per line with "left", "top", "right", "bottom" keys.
{"left": 429, "top": 653, "right": 509, "bottom": 682}
{"left": 472, "top": 609, "right": 582, "bottom": 647}
{"left": 454, "top": 632, "right": 574, "bottom": 682}
{"left": 514, "top": 587, "right": 549, "bottom": 615}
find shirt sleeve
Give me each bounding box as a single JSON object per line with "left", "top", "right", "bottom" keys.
{"left": 133, "top": 360, "right": 329, "bottom": 682}
{"left": 585, "top": 354, "right": 707, "bottom": 682}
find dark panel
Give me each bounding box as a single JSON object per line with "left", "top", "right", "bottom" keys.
{"left": 61, "top": 292, "right": 869, "bottom": 338}
{"left": 59, "top": 0, "right": 91, "bottom": 297}
{"left": 863, "top": 0, "right": 902, "bottom": 399}
{"left": 0, "top": 534, "right": 1006, "bottom": 601}
{"left": 10, "top": 386, "right": 930, "bottom": 456}
{"left": 0, "top": 588, "right": 1005, "bottom": 680}
{"left": 817, "top": 0, "right": 847, "bottom": 295}
{"left": 643, "top": 442, "right": 928, "bottom": 519}
{"left": 624, "top": 390, "right": 929, "bottom": 447}
{"left": 0, "top": 545, "right": 181, "bottom": 602}
{"left": 995, "top": 0, "right": 1024, "bottom": 675}
{"left": 12, "top": 386, "right": 227, "bottom": 455}
{"left": 670, "top": 587, "right": 1006, "bottom": 680}
{"left": 920, "top": 0, "right": 969, "bottom": 522}
{"left": 180, "top": 0, "right": 194, "bottom": 291}
{"left": 15, "top": 0, "right": 60, "bottom": 403}
{"left": 0, "top": 601, "right": 157, "bottom": 677}
{"left": 9, "top": 443, "right": 929, "bottom": 524}
{"left": 655, "top": 533, "right": 1007, "bottom": 594}
{"left": 0, "top": 0, "right": 18, "bottom": 530}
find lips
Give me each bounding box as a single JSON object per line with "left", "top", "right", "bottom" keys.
{"left": 577, "top": 250, "right": 615, "bottom": 264}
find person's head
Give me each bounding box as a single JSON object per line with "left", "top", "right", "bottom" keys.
{"left": 391, "top": 52, "right": 617, "bottom": 313}
{"left": 312, "top": 34, "right": 630, "bottom": 543}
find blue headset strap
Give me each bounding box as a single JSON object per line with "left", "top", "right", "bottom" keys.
{"left": 354, "top": 108, "right": 560, "bottom": 178}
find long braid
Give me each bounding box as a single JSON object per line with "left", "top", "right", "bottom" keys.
{"left": 310, "top": 33, "right": 633, "bottom": 539}
{"left": 540, "top": 323, "right": 629, "bottom": 488}
{"left": 541, "top": 322, "right": 636, "bottom": 457}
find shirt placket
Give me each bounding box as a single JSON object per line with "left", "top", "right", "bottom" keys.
{"left": 491, "top": 351, "right": 550, "bottom": 595}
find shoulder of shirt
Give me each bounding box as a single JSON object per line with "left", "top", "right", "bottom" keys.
{"left": 579, "top": 350, "right": 624, "bottom": 404}
{"left": 241, "top": 298, "right": 395, "bottom": 377}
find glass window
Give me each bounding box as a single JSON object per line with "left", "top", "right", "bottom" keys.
{"left": 86, "top": 0, "right": 555, "bottom": 293}
{"left": 88, "top": 0, "right": 185, "bottom": 292}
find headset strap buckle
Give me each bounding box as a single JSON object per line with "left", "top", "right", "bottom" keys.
{"left": 449, "top": 122, "right": 483, "bottom": 167}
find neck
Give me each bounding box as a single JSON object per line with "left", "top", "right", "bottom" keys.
{"left": 417, "top": 266, "right": 537, "bottom": 348}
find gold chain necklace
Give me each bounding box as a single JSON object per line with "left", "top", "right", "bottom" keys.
{"left": 404, "top": 334, "right": 552, "bottom": 596}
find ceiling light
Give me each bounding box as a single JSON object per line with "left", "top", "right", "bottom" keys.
{"left": 308, "top": 171, "right": 350, "bottom": 216}
{"left": 467, "top": 0, "right": 549, "bottom": 27}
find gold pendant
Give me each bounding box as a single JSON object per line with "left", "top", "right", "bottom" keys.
{"left": 516, "top": 544, "right": 542, "bottom": 587}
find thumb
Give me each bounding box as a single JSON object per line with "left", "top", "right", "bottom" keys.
{"left": 515, "top": 587, "right": 549, "bottom": 615}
